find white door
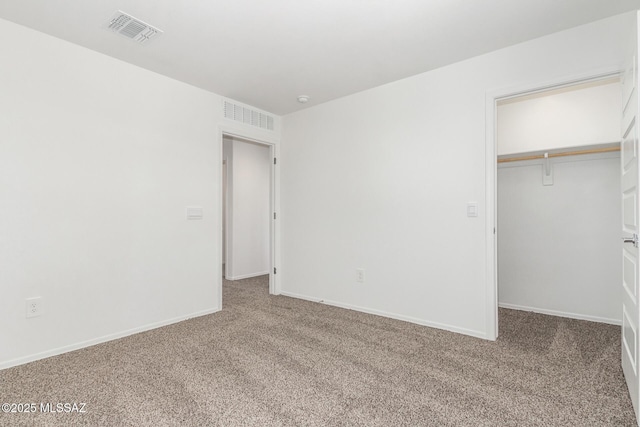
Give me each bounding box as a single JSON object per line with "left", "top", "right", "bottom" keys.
{"left": 622, "top": 32, "right": 640, "bottom": 421}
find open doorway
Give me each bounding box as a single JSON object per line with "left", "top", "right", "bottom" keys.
{"left": 221, "top": 132, "right": 276, "bottom": 304}
{"left": 486, "top": 71, "right": 622, "bottom": 339}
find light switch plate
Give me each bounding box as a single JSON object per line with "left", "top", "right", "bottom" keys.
{"left": 186, "top": 206, "right": 204, "bottom": 220}
{"left": 467, "top": 202, "right": 478, "bottom": 217}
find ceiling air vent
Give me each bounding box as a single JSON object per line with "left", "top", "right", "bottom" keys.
{"left": 105, "top": 11, "right": 163, "bottom": 44}
{"left": 223, "top": 100, "right": 274, "bottom": 131}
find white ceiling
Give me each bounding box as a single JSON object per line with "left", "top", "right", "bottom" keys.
{"left": 1, "top": 1, "right": 639, "bottom": 115}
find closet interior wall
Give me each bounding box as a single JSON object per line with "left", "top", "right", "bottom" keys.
{"left": 497, "top": 79, "right": 622, "bottom": 324}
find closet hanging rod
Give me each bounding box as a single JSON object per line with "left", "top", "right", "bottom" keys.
{"left": 498, "top": 146, "right": 620, "bottom": 163}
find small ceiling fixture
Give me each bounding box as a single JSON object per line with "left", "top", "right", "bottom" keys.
{"left": 297, "top": 95, "right": 310, "bottom": 104}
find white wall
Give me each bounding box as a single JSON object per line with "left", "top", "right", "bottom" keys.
{"left": 498, "top": 154, "right": 621, "bottom": 323}
{"left": 281, "top": 12, "right": 634, "bottom": 338}
{"left": 0, "top": 18, "right": 280, "bottom": 369}
{"left": 498, "top": 80, "right": 622, "bottom": 155}
{"left": 224, "top": 137, "right": 271, "bottom": 280}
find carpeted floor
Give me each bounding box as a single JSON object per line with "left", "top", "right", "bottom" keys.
{"left": 0, "top": 275, "right": 636, "bottom": 426}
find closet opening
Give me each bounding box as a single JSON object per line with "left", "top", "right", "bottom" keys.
{"left": 221, "top": 132, "right": 276, "bottom": 306}
{"left": 495, "top": 76, "right": 622, "bottom": 335}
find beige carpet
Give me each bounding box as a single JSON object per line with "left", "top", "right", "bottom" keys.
{"left": 0, "top": 275, "right": 636, "bottom": 426}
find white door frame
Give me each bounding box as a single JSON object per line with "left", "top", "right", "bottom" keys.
{"left": 484, "top": 67, "right": 621, "bottom": 340}
{"left": 218, "top": 125, "right": 280, "bottom": 310}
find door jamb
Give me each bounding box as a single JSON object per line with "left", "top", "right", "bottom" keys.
{"left": 484, "top": 67, "right": 621, "bottom": 341}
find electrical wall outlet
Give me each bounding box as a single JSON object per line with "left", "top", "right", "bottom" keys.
{"left": 356, "top": 268, "right": 365, "bottom": 283}
{"left": 26, "top": 297, "right": 42, "bottom": 318}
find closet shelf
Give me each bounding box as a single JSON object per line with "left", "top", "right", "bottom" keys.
{"left": 498, "top": 146, "right": 620, "bottom": 163}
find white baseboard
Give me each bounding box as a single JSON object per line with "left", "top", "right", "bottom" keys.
{"left": 0, "top": 307, "right": 220, "bottom": 371}
{"left": 498, "top": 302, "right": 621, "bottom": 325}
{"left": 280, "top": 291, "right": 487, "bottom": 340}
{"left": 225, "top": 271, "right": 270, "bottom": 281}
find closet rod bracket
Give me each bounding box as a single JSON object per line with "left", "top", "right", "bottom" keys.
{"left": 542, "top": 153, "right": 553, "bottom": 186}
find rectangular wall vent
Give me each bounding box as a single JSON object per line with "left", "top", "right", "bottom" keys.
{"left": 223, "top": 100, "right": 274, "bottom": 131}
{"left": 105, "top": 11, "right": 163, "bottom": 44}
